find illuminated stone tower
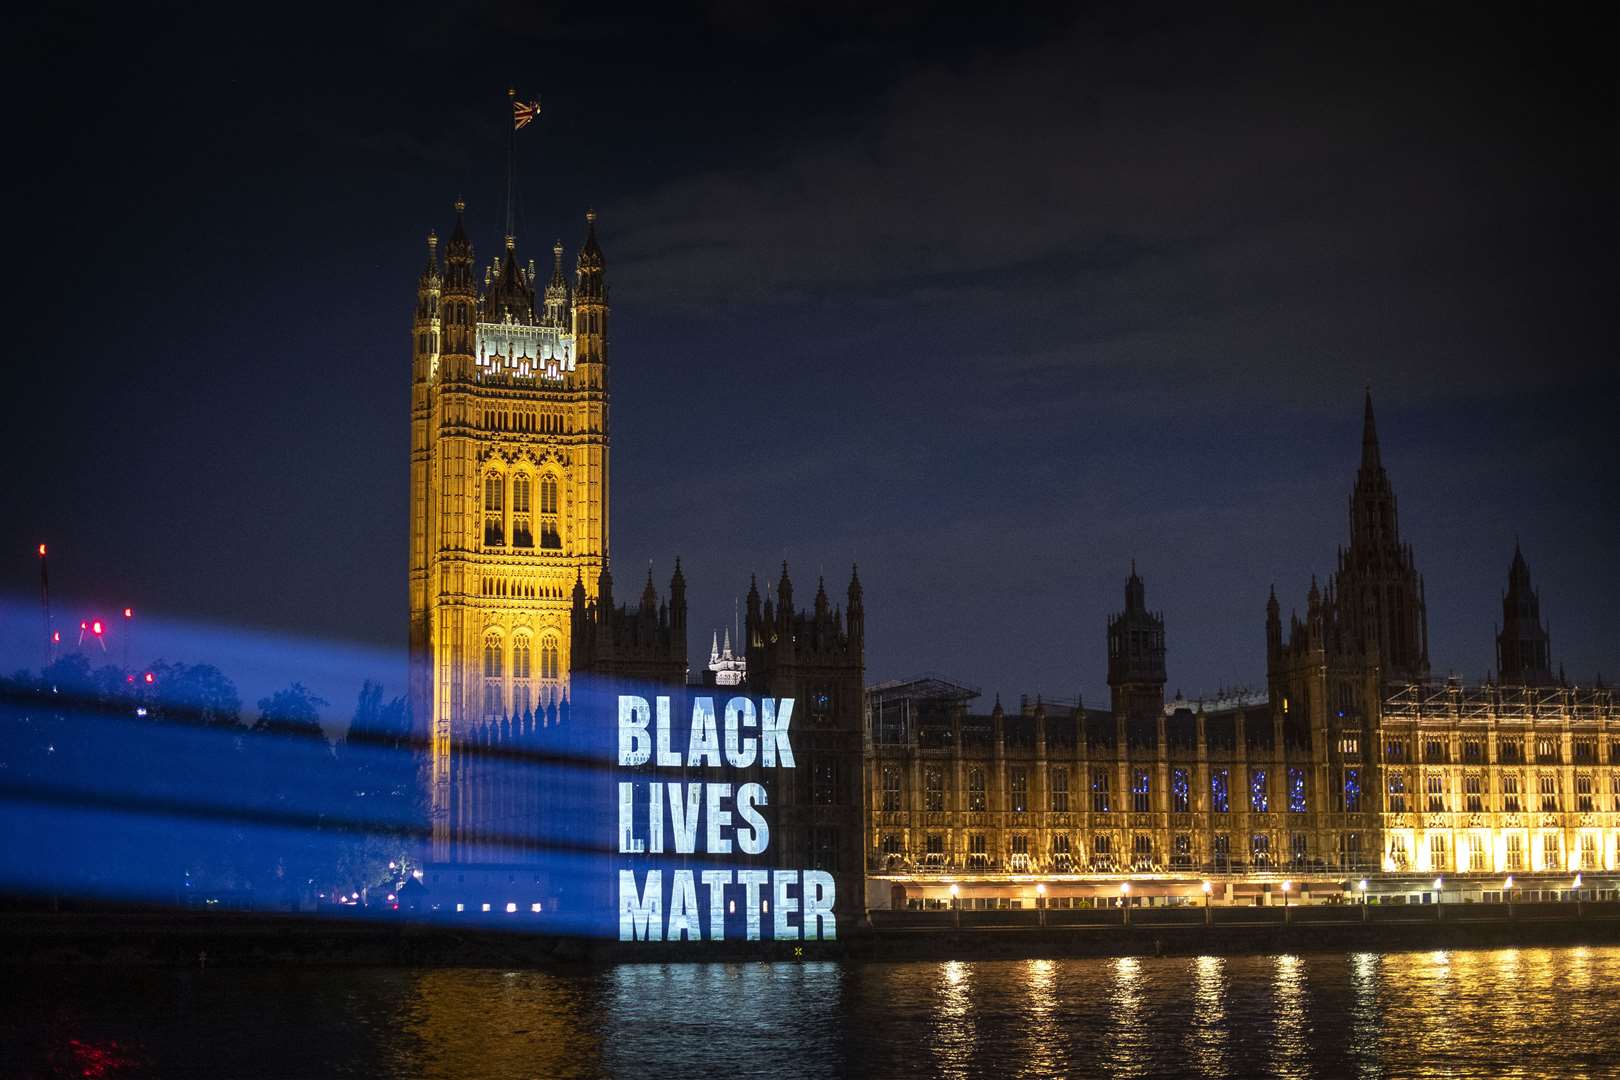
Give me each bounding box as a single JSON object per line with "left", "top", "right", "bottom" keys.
{"left": 410, "top": 201, "right": 610, "bottom": 859}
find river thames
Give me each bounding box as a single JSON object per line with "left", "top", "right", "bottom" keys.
{"left": 6, "top": 946, "right": 1619, "bottom": 1077}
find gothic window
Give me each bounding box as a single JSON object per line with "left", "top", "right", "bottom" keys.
{"left": 1539, "top": 774, "right": 1558, "bottom": 812}
{"left": 1049, "top": 767, "right": 1069, "bottom": 812}
{"left": 1506, "top": 833, "right": 1523, "bottom": 870}
{"left": 813, "top": 761, "right": 836, "bottom": 806}
{"left": 1426, "top": 774, "right": 1445, "bottom": 813}
{"left": 482, "top": 633, "right": 503, "bottom": 720}
{"left": 1469, "top": 837, "right": 1489, "bottom": 871}
{"left": 511, "top": 474, "right": 533, "bottom": 547}
{"left": 967, "top": 768, "right": 987, "bottom": 812}
{"left": 1574, "top": 740, "right": 1596, "bottom": 764}
{"left": 1092, "top": 834, "right": 1113, "bottom": 870}
{"left": 925, "top": 834, "right": 944, "bottom": 856}
{"left": 1091, "top": 769, "right": 1111, "bottom": 813}
{"left": 1613, "top": 773, "right": 1620, "bottom": 813}
{"left": 1010, "top": 834, "right": 1029, "bottom": 855}
{"left": 1132, "top": 769, "right": 1151, "bottom": 813}
{"left": 881, "top": 766, "right": 902, "bottom": 812}
{"left": 1385, "top": 738, "right": 1408, "bottom": 762}
{"left": 1387, "top": 773, "right": 1407, "bottom": 813}
{"left": 1131, "top": 834, "right": 1153, "bottom": 870}
{"left": 1502, "top": 775, "right": 1521, "bottom": 813}
{"left": 1250, "top": 834, "right": 1270, "bottom": 868}
{"left": 540, "top": 636, "right": 560, "bottom": 682}
{"left": 812, "top": 827, "right": 839, "bottom": 872}
{"left": 1500, "top": 738, "right": 1523, "bottom": 764}
{"left": 1465, "top": 774, "right": 1483, "bottom": 813}
{"left": 1212, "top": 833, "right": 1230, "bottom": 872}
{"left": 1424, "top": 738, "right": 1446, "bottom": 763}
{"left": 539, "top": 475, "right": 560, "bottom": 549}
{"left": 1462, "top": 739, "right": 1484, "bottom": 764}
{"left": 1051, "top": 833, "right": 1072, "bottom": 868}
{"left": 1343, "top": 768, "right": 1363, "bottom": 813}
{"left": 1576, "top": 774, "right": 1593, "bottom": 813}
{"left": 1536, "top": 738, "right": 1559, "bottom": 764}
{"left": 483, "top": 473, "right": 505, "bottom": 546}
{"left": 1249, "top": 769, "right": 1269, "bottom": 813}
{"left": 512, "top": 635, "right": 531, "bottom": 714}
{"left": 1172, "top": 768, "right": 1190, "bottom": 814}
{"left": 1290, "top": 832, "right": 1308, "bottom": 867}
{"left": 1542, "top": 832, "right": 1562, "bottom": 870}
{"left": 1171, "top": 834, "right": 1191, "bottom": 869}
{"left": 924, "top": 768, "right": 944, "bottom": 813}
{"left": 1210, "top": 769, "right": 1230, "bottom": 814}
{"left": 1429, "top": 833, "right": 1447, "bottom": 872}
{"left": 1288, "top": 768, "right": 1307, "bottom": 813}
{"left": 1009, "top": 767, "right": 1028, "bottom": 813}
{"left": 1580, "top": 833, "right": 1599, "bottom": 870}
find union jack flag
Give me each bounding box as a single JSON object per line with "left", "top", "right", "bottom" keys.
{"left": 513, "top": 99, "right": 541, "bottom": 130}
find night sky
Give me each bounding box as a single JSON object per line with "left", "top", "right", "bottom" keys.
{"left": 4, "top": 4, "right": 1615, "bottom": 719}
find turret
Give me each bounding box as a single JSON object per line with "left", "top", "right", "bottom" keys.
{"left": 1265, "top": 584, "right": 1282, "bottom": 659}
{"left": 438, "top": 199, "right": 478, "bottom": 365}
{"left": 1496, "top": 541, "right": 1554, "bottom": 685}
{"left": 572, "top": 209, "right": 608, "bottom": 386}
{"left": 1107, "top": 562, "right": 1167, "bottom": 722}
{"left": 543, "top": 239, "right": 568, "bottom": 326}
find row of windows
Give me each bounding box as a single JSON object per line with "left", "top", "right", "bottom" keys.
{"left": 483, "top": 473, "right": 560, "bottom": 549}
{"left": 1386, "top": 736, "right": 1600, "bottom": 764}
{"left": 1388, "top": 772, "right": 1620, "bottom": 814}
{"left": 482, "top": 633, "right": 561, "bottom": 719}
{"left": 1386, "top": 831, "right": 1611, "bottom": 872}
{"left": 884, "top": 831, "right": 1323, "bottom": 870}
{"left": 882, "top": 766, "right": 1312, "bottom": 815}
{"left": 481, "top": 409, "right": 571, "bottom": 434}
{"left": 480, "top": 577, "right": 569, "bottom": 599}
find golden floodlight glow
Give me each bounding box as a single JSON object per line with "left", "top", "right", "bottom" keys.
{"left": 1505, "top": 875, "right": 1514, "bottom": 890}
{"left": 1120, "top": 881, "right": 1131, "bottom": 894}
{"left": 1202, "top": 880, "right": 1213, "bottom": 894}
{"left": 1281, "top": 880, "right": 1291, "bottom": 893}
{"left": 1035, "top": 882, "right": 1046, "bottom": 896}
{"left": 949, "top": 883, "right": 960, "bottom": 898}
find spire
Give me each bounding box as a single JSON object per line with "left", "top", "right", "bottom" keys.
{"left": 420, "top": 231, "right": 440, "bottom": 285}
{"left": 579, "top": 208, "right": 604, "bottom": 271}
{"left": 1361, "top": 387, "right": 1381, "bottom": 471}
{"left": 447, "top": 198, "right": 471, "bottom": 260}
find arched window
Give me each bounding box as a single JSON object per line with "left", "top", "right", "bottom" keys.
{"left": 482, "top": 633, "right": 503, "bottom": 720}
{"left": 483, "top": 473, "right": 505, "bottom": 546}
{"left": 539, "top": 476, "right": 560, "bottom": 549}
{"left": 512, "top": 635, "right": 531, "bottom": 715}
{"left": 541, "top": 636, "right": 560, "bottom": 681}
{"left": 511, "top": 474, "right": 532, "bottom": 547}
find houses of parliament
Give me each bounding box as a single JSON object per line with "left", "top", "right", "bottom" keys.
{"left": 407, "top": 199, "right": 1614, "bottom": 915}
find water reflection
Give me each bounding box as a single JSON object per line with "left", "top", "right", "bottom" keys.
{"left": 931, "top": 959, "right": 975, "bottom": 1080}
{"left": 1271, "top": 954, "right": 1307, "bottom": 1078}
{"left": 1189, "top": 955, "right": 1228, "bottom": 1077}
{"left": 1347, "top": 951, "right": 1382, "bottom": 1080}
{"left": 11, "top": 947, "right": 1620, "bottom": 1078}
{"left": 1018, "top": 958, "right": 1067, "bottom": 1078}
{"left": 1107, "top": 956, "right": 1147, "bottom": 1077}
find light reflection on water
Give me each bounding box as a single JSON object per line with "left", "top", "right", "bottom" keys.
{"left": 7, "top": 946, "right": 1620, "bottom": 1078}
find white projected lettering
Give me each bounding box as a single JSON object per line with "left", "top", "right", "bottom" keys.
{"left": 616, "top": 694, "right": 836, "bottom": 942}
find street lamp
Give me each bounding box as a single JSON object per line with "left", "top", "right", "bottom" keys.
{"left": 1357, "top": 878, "right": 1369, "bottom": 922}
{"left": 1036, "top": 881, "right": 1047, "bottom": 927}
{"left": 1433, "top": 876, "right": 1444, "bottom": 920}
{"left": 1120, "top": 881, "right": 1132, "bottom": 927}
{"left": 1281, "top": 879, "right": 1292, "bottom": 923}
{"left": 949, "top": 882, "right": 961, "bottom": 928}
{"left": 1202, "top": 879, "right": 1213, "bottom": 927}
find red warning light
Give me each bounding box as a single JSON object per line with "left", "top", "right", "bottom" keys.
{"left": 143, "top": 672, "right": 155, "bottom": 685}
{"left": 126, "top": 675, "right": 135, "bottom": 684}
{"left": 80, "top": 620, "right": 89, "bottom": 631}
{"left": 38, "top": 543, "right": 47, "bottom": 557}
{"left": 52, "top": 631, "right": 61, "bottom": 643}
{"left": 91, "top": 620, "right": 104, "bottom": 636}
{"left": 123, "top": 607, "right": 134, "bottom": 619}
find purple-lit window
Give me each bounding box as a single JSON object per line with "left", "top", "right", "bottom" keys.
{"left": 1288, "top": 768, "right": 1307, "bottom": 813}
{"left": 1132, "top": 769, "right": 1151, "bottom": 812}
{"left": 1249, "top": 769, "right": 1268, "bottom": 813}
{"left": 1211, "top": 770, "right": 1230, "bottom": 814}
{"left": 1172, "top": 768, "right": 1190, "bottom": 813}
{"left": 1343, "top": 768, "right": 1362, "bottom": 813}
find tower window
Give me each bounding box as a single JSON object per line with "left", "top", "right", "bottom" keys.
{"left": 511, "top": 475, "right": 532, "bottom": 547}
{"left": 540, "top": 636, "right": 560, "bottom": 681}
{"left": 482, "top": 633, "right": 503, "bottom": 720}
{"left": 967, "top": 768, "right": 987, "bottom": 812}
{"left": 512, "top": 635, "right": 531, "bottom": 715}
{"left": 1049, "top": 767, "right": 1069, "bottom": 812}
{"left": 483, "top": 474, "right": 505, "bottom": 546}
{"left": 539, "top": 476, "right": 560, "bottom": 549}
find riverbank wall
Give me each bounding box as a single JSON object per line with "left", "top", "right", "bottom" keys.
{"left": 5, "top": 903, "right": 1619, "bottom": 967}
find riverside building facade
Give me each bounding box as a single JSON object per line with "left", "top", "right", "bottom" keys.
{"left": 864, "top": 396, "right": 1619, "bottom": 912}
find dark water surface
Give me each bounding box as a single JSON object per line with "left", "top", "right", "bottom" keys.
{"left": 6, "top": 946, "right": 1619, "bottom": 1078}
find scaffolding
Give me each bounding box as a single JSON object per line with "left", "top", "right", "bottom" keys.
{"left": 866, "top": 672, "right": 981, "bottom": 746}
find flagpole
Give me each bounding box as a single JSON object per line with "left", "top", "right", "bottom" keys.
{"left": 505, "top": 87, "right": 517, "bottom": 241}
